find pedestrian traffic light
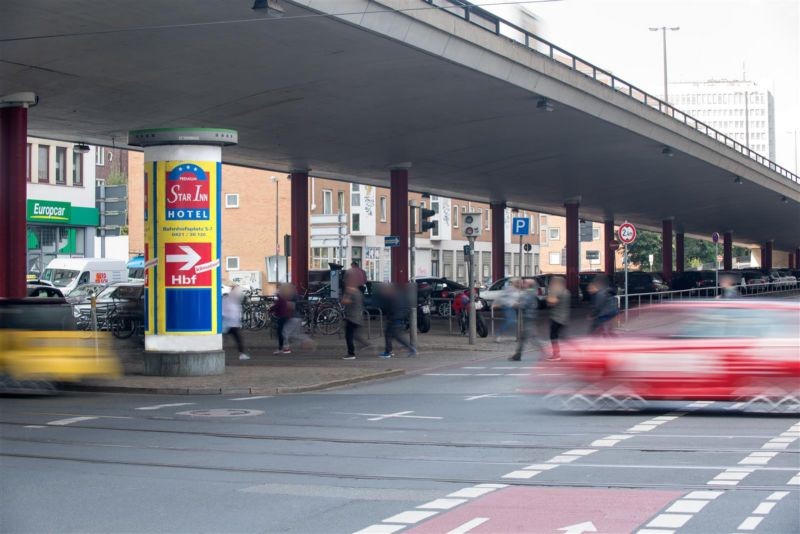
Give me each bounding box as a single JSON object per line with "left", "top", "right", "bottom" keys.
{"left": 419, "top": 207, "right": 437, "bottom": 234}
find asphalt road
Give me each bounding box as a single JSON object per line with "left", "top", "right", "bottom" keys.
{"left": 2, "top": 360, "right": 799, "bottom": 534}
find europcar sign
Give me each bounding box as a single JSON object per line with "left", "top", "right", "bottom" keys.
{"left": 27, "top": 200, "right": 71, "bottom": 223}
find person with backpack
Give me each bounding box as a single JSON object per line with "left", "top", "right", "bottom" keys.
{"left": 509, "top": 279, "right": 542, "bottom": 361}
{"left": 378, "top": 283, "right": 416, "bottom": 358}
{"left": 587, "top": 274, "right": 618, "bottom": 336}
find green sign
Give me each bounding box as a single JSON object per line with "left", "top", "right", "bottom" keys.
{"left": 27, "top": 199, "right": 71, "bottom": 223}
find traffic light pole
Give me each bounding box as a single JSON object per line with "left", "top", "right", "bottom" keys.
{"left": 409, "top": 201, "right": 418, "bottom": 349}
{"left": 468, "top": 236, "right": 476, "bottom": 345}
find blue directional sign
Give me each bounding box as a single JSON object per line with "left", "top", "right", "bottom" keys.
{"left": 384, "top": 235, "right": 400, "bottom": 247}
{"left": 512, "top": 217, "right": 530, "bottom": 236}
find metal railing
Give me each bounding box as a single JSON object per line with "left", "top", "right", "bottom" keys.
{"left": 614, "top": 281, "right": 800, "bottom": 319}
{"left": 420, "top": 0, "right": 799, "bottom": 186}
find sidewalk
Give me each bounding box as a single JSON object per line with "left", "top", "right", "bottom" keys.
{"left": 73, "top": 310, "right": 597, "bottom": 396}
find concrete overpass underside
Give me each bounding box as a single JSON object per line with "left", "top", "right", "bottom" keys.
{"left": 2, "top": 0, "right": 798, "bottom": 250}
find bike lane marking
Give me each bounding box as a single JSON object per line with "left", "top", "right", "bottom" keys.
{"left": 135, "top": 403, "right": 195, "bottom": 411}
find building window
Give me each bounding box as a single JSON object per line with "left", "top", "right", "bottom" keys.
{"left": 351, "top": 186, "right": 360, "bottom": 207}
{"left": 380, "top": 196, "right": 387, "bottom": 222}
{"left": 452, "top": 205, "right": 459, "bottom": 227}
{"left": 37, "top": 145, "right": 49, "bottom": 183}
{"left": 549, "top": 252, "right": 561, "bottom": 265}
{"left": 549, "top": 228, "right": 560, "bottom": 240}
{"left": 352, "top": 213, "right": 360, "bottom": 232}
{"left": 592, "top": 228, "right": 600, "bottom": 240}
{"left": 95, "top": 147, "right": 105, "bottom": 166}
{"left": 322, "top": 190, "right": 332, "bottom": 214}
{"left": 55, "top": 147, "right": 67, "bottom": 185}
{"left": 26, "top": 144, "right": 31, "bottom": 182}
{"left": 226, "top": 256, "right": 240, "bottom": 271}
{"left": 72, "top": 151, "right": 83, "bottom": 186}
{"left": 225, "top": 193, "right": 239, "bottom": 208}
{"left": 540, "top": 229, "right": 548, "bottom": 244}
{"left": 337, "top": 191, "right": 345, "bottom": 214}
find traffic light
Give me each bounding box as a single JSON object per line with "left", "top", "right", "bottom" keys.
{"left": 419, "top": 207, "right": 437, "bottom": 234}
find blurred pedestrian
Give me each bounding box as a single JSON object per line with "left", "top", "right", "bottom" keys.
{"left": 453, "top": 289, "right": 470, "bottom": 334}
{"left": 718, "top": 275, "right": 739, "bottom": 299}
{"left": 379, "top": 283, "right": 416, "bottom": 358}
{"left": 342, "top": 284, "right": 369, "bottom": 359}
{"left": 509, "top": 279, "right": 542, "bottom": 361}
{"left": 587, "top": 274, "right": 618, "bottom": 336}
{"left": 493, "top": 278, "right": 520, "bottom": 342}
{"left": 273, "top": 283, "right": 294, "bottom": 354}
{"left": 346, "top": 261, "right": 367, "bottom": 292}
{"left": 222, "top": 285, "right": 250, "bottom": 361}
{"left": 546, "top": 276, "right": 570, "bottom": 361}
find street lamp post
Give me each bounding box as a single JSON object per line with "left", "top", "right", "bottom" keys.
{"left": 649, "top": 26, "right": 680, "bottom": 102}
{"left": 271, "top": 176, "right": 279, "bottom": 286}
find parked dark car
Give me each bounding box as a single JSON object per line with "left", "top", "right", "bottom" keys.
{"left": 26, "top": 285, "right": 64, "bottom": 299}
{"left": 415, "top": 277, "right": 469, "bottom": 316}
{"left": 670, "top": 270, "right": 718, "bottom": 292}
{"left": 613, "top": 271, "right": 669, "bottom": 295}
{"left": 739, "top": 269, "right": 770, "bottom": 291}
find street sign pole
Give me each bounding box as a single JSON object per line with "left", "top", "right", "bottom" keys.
{"left": 624, "top": 243, "right": 629, "bottom": 322}
{"left": 518, "top": 233, "right": 523, "bottom": 340}
{"left": 409, "top": 201, "right": 418, "bottom": 348}
{"left": 468, "top": 236, "right": 476, "bottom": 345}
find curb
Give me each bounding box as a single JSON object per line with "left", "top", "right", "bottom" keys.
{"left": 63, "top": 369, "right": 405, "bottom": 396}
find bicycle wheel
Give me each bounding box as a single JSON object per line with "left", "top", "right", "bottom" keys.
{"left": 315, "top": 306, "right": 342, "bottom": 335}
{"left": 111, "top": 314, "right": 136, "bottom": 339}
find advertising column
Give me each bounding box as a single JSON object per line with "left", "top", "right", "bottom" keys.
{"left": 129, "top": 128, "right": 237, "bottom": 376}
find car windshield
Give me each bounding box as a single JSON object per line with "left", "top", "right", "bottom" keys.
{"left": 622, "top": 306, "right": 800, "bottom": 339}
{"left": 42, "top": 268, "right": 79, "bottom": 287}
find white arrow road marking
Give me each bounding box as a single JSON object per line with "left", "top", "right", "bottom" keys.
{"left": 338, "top": 411, "right": 443, "bottom": 421}
{"left": 166, "top": 245, "right": 201, "bottom": 271}
{"left": 46, "top": 416, "right": 99, "bottom": 426}
{"left": 136, "top": 402, "right": 195, "bottom": 411}
{"left": 558, "top": 521, "right": 597, "bottom": 534}
{"left": 445, "top": 517, "right": 489, "bottom": 534}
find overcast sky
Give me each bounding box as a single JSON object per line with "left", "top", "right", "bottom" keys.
{"left": 485, "top": 0, "right": 799, "bottom": 172}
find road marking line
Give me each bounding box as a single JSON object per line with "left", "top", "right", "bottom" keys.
{"left": 714, "top": 471, "right": 751, "bottom": 480}
{"left": 135, "top": 403, "right": 195, "bottom": 411}
{"left": 707, "top": 480, "right": 738, "bottom": 486}
{"left": 651, "top": 416, "right": 679, "bottom": 421}
{"left": 423, "top": 373, "right": 472, "bottom": 376}
{"left": 636, "top": 529, "right": 675, "bottom": 534}
{"left": 46, "top": 416, "right": 99, "bottom": 426}
{"left": 646, "top": 514, "right": 692, "bottom": 528}
{"left": 752, "top": 502, "right": 775, "bottom": 515}
{"left": 547, "top": 455, "right": 579, "bottom": 463}
{"left": 502, "top": 470, "right": 541, "bottom": 479}
{"left": 417, "top": 498, "right": 467, "bottom": 510}
{"left": 591, "top": 439, "right": 619, "bottom": 447}
{"left": 474, "top": 373, "right": 502, "bottom": 376}
{"left": 491, "top": 366, "right": 517, "bottom": 369}
{"left": 461, "top": 367, "right": 486, "bottom": 369}
{"left": 666, "top": 500, "right": 708, "bottom": 513}
{"left": 737, "top": 516, "right": 763, "bottom": 531}
{"left": 445, "top": 517, "right": 489, "bottom": 534}
{"left": 353, "top": 525, "right": 405, "bottom": 534}
{"left": 728, "top": 402, "right": 746, "bottom": 409}
{"left": 628, "top": 424, "right": 659, "bottom": 432}
{"left": 684, "top": 491, "right": 723, "bottom": 500}
{"left": 767, "top": 491, "right": 789, "bottom": 501}
{"left": 508, "top": 373, "right": 532, "bottom": 376}
{"left": 787, "top": 474, "right": 800, "bottom": 485}
{"left": 24, "top": 425, "right": 46, "bottom": 429}
{"left": 523, "top": 464, "right": 559, "bottom": 471}
{"left": 762, "top": 442, "right": 790, "bottom": 450}
{"left": 229, "top": 395, "right": 273, "bottom": 401}
{"left": 382, "top": 511, "right": 438, "bottom": 524}
{"left": 448, "top": 487, "right": 496, "bottom": 498}
{"left": 562, "top": 449, "right": 596, "bottom": 456}
{"left": 339, "top": 411, "right": 443, "bottom": 421}
{"left": 474, "top": 484, "right": 507, "bottom": 488}
{"left": 770, "top": 436, "right": 797, "bottom": 443}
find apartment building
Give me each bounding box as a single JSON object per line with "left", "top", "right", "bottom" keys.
{"left": 537, "top": 214, "right": 608, "bottom": 274}
{"left": 25, "top": 137, "right": 98, "bottom": 277}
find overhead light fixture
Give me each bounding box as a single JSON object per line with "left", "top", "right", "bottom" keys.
{"left": 536, "top": 98, "right": 554, "bottom": 112}
{"left": 781, "top": 196, "right": 789, "bottom": 204}
{"left": 661, "top": 146, "right": 674, "bottom": 157}
{"left": 252, "top": 0, "right": 284, "bottom": 16}
{"left": 73, "top": 143, "right": 90, "bottom": 154}
{"left": 733, "top": 176, "right": 742, "bottom": 184}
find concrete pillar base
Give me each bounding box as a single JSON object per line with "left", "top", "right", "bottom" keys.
{"left": 143, "top": 350, "right": 225, "bottom": 376}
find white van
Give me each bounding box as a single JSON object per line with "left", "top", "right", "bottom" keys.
{"left": 41, "top": 258, "right": 127, "bottom": 295}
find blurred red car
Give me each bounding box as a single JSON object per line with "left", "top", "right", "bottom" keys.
{"left": 544, "top": 300, "right": 800, "bottom": 413}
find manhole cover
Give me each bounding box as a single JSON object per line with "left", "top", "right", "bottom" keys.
{"left": 177, "top": 408, "right": 264, "bottom": 417}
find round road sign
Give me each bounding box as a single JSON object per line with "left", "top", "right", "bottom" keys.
{"left": 712, "top": 232, "right": 720, "bottom": 244}
{"left": 618, "top": 222, "right": 637, "bottom": 245}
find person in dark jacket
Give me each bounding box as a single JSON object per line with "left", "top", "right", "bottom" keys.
{"left": 342, "top": 283, "right": 369, "bottom": 359}
{"left": 587, "top": 274, "right": 618, "bottom": 336}
{"left": 378, "top": 283, "right": 416, "bottom": 358}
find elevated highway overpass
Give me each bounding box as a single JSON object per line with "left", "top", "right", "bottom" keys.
{"left": 2, "top": 0, "right": 799, "bottom": 291}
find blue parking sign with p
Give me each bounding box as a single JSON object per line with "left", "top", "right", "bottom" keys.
{"left": 512, "top": 217, "right": 530, "bottom": 236}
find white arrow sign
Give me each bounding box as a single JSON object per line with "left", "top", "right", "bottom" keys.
{"left": 558, "top": 521, "right": 597, "bottom": 534}
{"left": 166, "top": 245, "right": 201, "bottom": 271}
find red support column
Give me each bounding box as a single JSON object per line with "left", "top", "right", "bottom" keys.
{"left": 662, "top": 219, "right": 673, "bottom": 285}
{"left": 603, "top": 220, "right": 615, "bottom": 276}
{"left": 390, "top": 168, "right": 409, "bottom": 283}
{"left": 289, "top": 171, "right": 309, "bottom": 294}
{"left": 675, "top": 232, "right": 685, "bottom": 274}
{"left": 491, "top": 202, "right": 505, "bottom": 280}
{"left": 765, "top": 240, "right": 773, "bottom": 270}
{"left": 0, "top": 106, "right": 29, "bottom": 299}
{"left": 723, "top": 232, "right": 733, "bottom": 271}
{"left": 565, "top": 202, "right": 579, "bottom": 298}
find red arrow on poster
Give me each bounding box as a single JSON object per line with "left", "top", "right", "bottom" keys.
{"left": 165, "top": 243, "right": 211, "bottom": 287}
